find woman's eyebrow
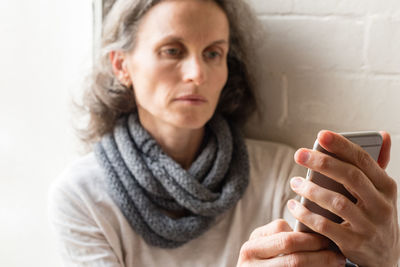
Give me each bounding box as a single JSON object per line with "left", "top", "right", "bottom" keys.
{"left": 157, "top": 35, "right": 184, "bottom": 44}
{"left": 209, "top": 39, "right": 228, "bottom": 46}
{"left": 155, "top": 35, "right": 228, "bottom": 46}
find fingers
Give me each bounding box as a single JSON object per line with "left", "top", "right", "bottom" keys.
{"left": 287, "top": 199, "right": 353, "bottom": 248}
{"left": 241, "top": 231, "right": 330, "bottom": 260}
{"left": 287, "top": 198, "right": 400, "bottom": 267}
{"left": 289, "top": 177, "right": 370, "bottom": 228}
{"left": 262, "top": 250, "right": 346, "bottom": 267}
{"left": 294, "top": 148, "right": 383, "bottom": 210}
{"left": 249, "top": 219, "right": 292, "bottom": 240}
{"left": 289, "top": 130, "right": 400, "bottom": 267}
{"left": 239, "top": 220, "right": 345, "bottom": 266}
{"left": 316, "top": 130, "right": 391, "bottom": 192}
{"left": 378, "top": 131, "right": 391, "bottom": 170}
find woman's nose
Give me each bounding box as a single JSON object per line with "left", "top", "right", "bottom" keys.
{"left": 182, "top": 55, "right": 206, "bottom": 86}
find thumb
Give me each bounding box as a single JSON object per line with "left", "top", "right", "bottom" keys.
{"left": 378, "top": 131, "right": 391, "bottom": 170}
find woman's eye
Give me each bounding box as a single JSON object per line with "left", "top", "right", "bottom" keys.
{"left": 204, "top": 50, "right": 221, "bottom": 60}
{"left": 161, "top": 47, "right": 182, "bottom": 57}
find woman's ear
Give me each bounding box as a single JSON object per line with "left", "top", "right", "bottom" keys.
{"left": 109, "top": 51, "right": 132, "bottom": 87}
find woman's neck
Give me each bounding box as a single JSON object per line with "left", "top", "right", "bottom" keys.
{"left": 138, "top": 112, "right": 205, "bottom": 170}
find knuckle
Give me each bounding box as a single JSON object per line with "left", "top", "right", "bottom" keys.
{"left": 346, "top": 167, "right": 367, "bottom": 195}
{"left": 276, "top": 234, "right": 294, "bottom": 251}
{"left": 239, "top": 241, "right": 254, "bottom": 261}
{"left": 314, "top": 217, "right": 330, "bottom": 233}
{"left": 304, "top": 182, "right": 317, "bottom": 198}
{"left": 274, "top": 219, "right": 289, "bottom": 232}
{"left": 356, "top": 150, "right": 370, "bottom": 169}
{"left": 386, "top": 177, "right": 398, "bottom": 197}
{"left": 284, "top": 254, "right": 301, "bottom": 267}
{"left": 331, "top": 195, "right": 348, "bottom": 213}
{"left": 297, "top": 204, "right": 310, "bottom": 218}
{"left": 347, "top": 167, "right": 363, "bottom": 186}
{"left": 249, "top": 227, "right": 262, "bottom": 240}
{"left": 249, "top": 219, "right": 290, "bottom": 240}
{"left": 317, "top": 155, "right": 331, "bottom": 170}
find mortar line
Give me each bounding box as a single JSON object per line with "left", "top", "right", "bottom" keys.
{"left": 257, "top": 13, "right": 365, "bottom": 21}
{"left": 278, "top": 74, "right": 289, "bottom": 127}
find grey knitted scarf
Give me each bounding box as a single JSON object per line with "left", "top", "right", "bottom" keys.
{"left": 94, "top": 112, "right": 249, "bottom": 248}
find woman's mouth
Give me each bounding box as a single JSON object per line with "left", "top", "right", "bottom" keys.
{"left": 174, "top": 94, "right": 207, "bottom": 104}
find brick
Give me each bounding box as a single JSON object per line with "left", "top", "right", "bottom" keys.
{"left": 256, "top": 18, "right": 364, "bottom": 72}
{"left": 246, "top": 72, "right": 400, "bottom": 170}
{"left": 244, "top": 73, "right": 287, "bottom": 140}
{"left": 292, "top": 0, "right": 367, "bottom": 16}
{"left": 286, "top": 73, "right": 400, "bottom": 134}
{"left": 367, "top": 18, "right": 400, "bottom": 73}
{"left": 246, "top": 0, "right": 292, "bottom": 15}
{"left": 368, "top": 0, "right": 400, "bottom": 17}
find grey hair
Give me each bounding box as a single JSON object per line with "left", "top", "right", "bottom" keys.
{"left": 78, "top": 0, "right": 261, "bottom": 145}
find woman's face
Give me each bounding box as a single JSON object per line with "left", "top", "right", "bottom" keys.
{"left": 122, "top": 0, "right": 230, "bottom": 130}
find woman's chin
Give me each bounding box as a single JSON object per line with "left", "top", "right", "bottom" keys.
{"left": 169, "top": 112, "right": 213, "bottom": 130}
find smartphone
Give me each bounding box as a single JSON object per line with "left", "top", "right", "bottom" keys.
{"left": 294, "top": 131, "right": 383, "bottom": 234}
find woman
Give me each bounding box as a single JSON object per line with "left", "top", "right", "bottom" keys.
{"left": 49, "top": 0, "right": 400, "bottom": 266}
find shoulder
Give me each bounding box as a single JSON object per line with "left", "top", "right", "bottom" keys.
{"left": 49, "top": 152, "right": 103, "bottom": 196}
{"left": 48, "top": 153, "right": 128, "bottom": 265}
{"left": 245, "top": 138, "right": 303, "bottom": 177}
{"left": 245, "top": 138, "right": 296, "bottom": 158}
{"left": 48, "top": 152, "right": 110, "bottom": 223}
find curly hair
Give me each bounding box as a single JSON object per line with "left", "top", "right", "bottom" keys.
{"left": 78, "top": 0, "right": 260, "bottom": 145}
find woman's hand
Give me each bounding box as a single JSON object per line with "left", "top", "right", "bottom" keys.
{"left": 237, "top": 219, "right": 346, "bottom": 266}
{"left": 288, "top": 130, "right": 400, "bottom": 267}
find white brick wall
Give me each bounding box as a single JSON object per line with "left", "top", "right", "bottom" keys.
{"left": 369, "top": 0, "right": 400, "bottom": 17}
{"left": 368, "top": 18, "right": 400, "bottom": 73}
{"left": 244, "top": 0, "right": 400, "bottom": 180}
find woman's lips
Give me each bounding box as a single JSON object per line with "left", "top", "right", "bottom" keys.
{"left": 174, "top": 95, "right": 207, "bottom": 104}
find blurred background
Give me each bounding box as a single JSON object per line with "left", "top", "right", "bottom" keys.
{"left": 1, "top": 0, "right": 399, "bottom": 266}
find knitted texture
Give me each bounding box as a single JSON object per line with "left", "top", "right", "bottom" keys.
{"left": 94, "top": 112, "right": 249, "bottom": 248}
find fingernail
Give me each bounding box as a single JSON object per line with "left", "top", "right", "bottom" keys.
{"left": 290, "top": 177, "right": 303, "bottom": 189}
{"left": 296, "top": 149, "right": 310, "bottom": 163}
{"left": 319, "top": 130, "right": 333, "bottom": 144}
{"left": 287, "top": 200, "right": 297, "bottom": 210}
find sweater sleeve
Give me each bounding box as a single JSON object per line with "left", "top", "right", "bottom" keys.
{"left": 48, "top": 175, "right": 124, "bottom": 267}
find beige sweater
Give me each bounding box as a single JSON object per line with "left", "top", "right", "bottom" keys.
{"left": 48, "top": 139, "right": 305, "bottom": 267}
